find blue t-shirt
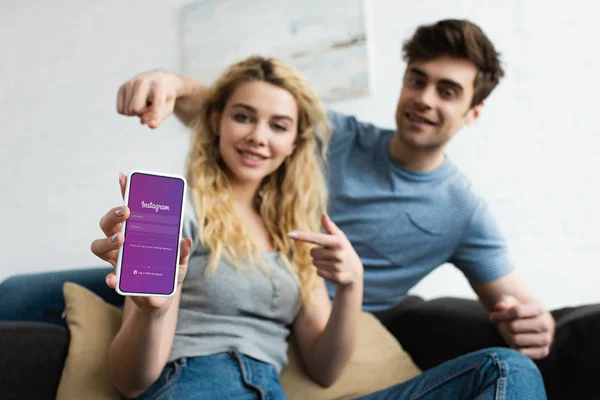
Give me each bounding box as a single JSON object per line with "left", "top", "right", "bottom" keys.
{"left": 325, "top": 110, "right": 514, "bottom": 311}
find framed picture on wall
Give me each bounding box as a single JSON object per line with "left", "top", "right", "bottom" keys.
{"left": 180, "top": 0, "right": 370, "bottom": 103}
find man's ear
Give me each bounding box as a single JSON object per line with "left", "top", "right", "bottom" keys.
{"left": 465, "top": 101, "right": 484, "bottom": 126}
{"left": 210, "top": 111, "right": 220, "bottom": 135}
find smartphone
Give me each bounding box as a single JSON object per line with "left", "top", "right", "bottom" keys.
{"left": 115, "top": 170, "right": 187, "bottom": 297}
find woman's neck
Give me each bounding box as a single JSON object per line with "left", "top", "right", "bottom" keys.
{"left": 230, "top": 181, "right": 261, "bottom": 212}
{"left": 230, "top": 180, "right": 274, "bottom": 252}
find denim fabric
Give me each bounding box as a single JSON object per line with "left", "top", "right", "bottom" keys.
{"left": 136, "top": 348, "right": 545, "bottom": 400}
{"left": 0, "top": 267, "right": 119, "bottom": 326}
{"left": 136, "top": 352, "right": 286, "bottom": 400}
{"left": 356, "top": 347, "right": 546, "bottom": 400}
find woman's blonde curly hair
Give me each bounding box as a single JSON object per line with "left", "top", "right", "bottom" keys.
{"left": 185, "top": 56, "right": 331, "bottom": 306}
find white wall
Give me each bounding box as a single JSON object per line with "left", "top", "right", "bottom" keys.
{"left": 2, "top": 0, "right": 599, "bottom": 310}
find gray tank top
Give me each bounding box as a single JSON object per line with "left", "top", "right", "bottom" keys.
{"left": 168, "top": 194, "right": 301, "bottom": 373}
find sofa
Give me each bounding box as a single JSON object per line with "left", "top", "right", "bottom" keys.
{"left": 0, "top": 278, "right": 422, "bottom": 400}
{"left": 1, "top": 270, "right": 599, "bottom": 399}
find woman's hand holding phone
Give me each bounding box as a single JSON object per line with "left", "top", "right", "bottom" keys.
{"left": 90, "top": 173, "right": 192, "bottom": 312}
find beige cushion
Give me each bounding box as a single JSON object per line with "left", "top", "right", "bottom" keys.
{"left": 281, "top": 312, "right": 421, "bottom": 400}
{"left": 56, "top": 282, "right": 123, "bottom": 400}
{"left": 57, "top": 282, "right": 421, "bottom": 400}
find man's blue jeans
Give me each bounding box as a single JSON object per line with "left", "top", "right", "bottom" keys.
{"left": 0, "top": 267, "right": 122, "bottom": 325}
{"left": 358, "top": 346, "right": 544, "bottom": 399}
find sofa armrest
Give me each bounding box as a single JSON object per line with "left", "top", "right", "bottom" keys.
{"left": 0, "top": 322, "right": 69, "bottom": 400}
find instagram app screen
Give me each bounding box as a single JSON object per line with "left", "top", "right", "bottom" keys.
{"left": 119, "top": 172, "right": 185, "bottom": 295}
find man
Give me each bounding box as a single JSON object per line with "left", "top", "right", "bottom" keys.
{"left": 115, "top": 18, "right": 557, "bottom": 358}
{"left": 4, "top": 18, "right": 588, "bottom": 397}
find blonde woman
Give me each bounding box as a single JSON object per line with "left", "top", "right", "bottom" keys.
{"left": 90, "top": 56, "right": 546, "bottom": 399}
{"left": 92, "top": 56, "right": 365, "bottom": 399}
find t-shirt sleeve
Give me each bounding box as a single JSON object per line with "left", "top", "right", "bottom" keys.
{"left": 450, "top": 199, "right": 515, "bottom": 284}
{"left": 325, "top": 109, "right": 375, "bottom": 154}
{"left": 327, "top": 109, "right": 359, "bottom": 140}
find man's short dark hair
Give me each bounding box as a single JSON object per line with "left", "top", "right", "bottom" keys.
{"left": 403, "top": 19, "right": 504, "bottom": 107}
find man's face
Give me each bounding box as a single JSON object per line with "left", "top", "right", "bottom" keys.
{"left": 395, "top": 56, "right": 482, "bottom": 150}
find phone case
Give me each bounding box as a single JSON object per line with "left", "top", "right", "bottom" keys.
{"left": 115, "top": 169, "right": 187, "bottom": 297}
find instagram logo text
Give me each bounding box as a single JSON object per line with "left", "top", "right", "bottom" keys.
{"left": 141, "top": 201, "right": 170, "bottom": 213}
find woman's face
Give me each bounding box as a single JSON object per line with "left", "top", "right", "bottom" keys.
{"left": 213, "top": 81, "right": 299, "bottom": 186}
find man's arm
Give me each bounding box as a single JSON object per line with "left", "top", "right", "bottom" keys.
{"left": 471, "top": 270, "right": 539, "bottom": 310}
{"left": 173, "top": 76, "right": 208, "bottom": 126}
{"left": 471, "top": 271, "right": 555, "bottom": 359}
{"left": 451, "top": 200, "right": 555, "bottom": 359}
{"left": 116, "top": 70, "right": 208, "bottom": 129}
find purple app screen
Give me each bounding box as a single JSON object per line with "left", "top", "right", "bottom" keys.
{"left": 119, "top": 172, "right": 185, "bottom": 295}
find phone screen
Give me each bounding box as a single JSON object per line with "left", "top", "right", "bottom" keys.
{"left": 118, "top": 172, "right": 186, "bottom": 295}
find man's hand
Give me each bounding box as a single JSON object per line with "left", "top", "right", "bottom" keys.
{"left": 489, "top": 295, "right": 555, "bottom": 359}
{"left": 117, "top": 70, "right": 183, "bottom": 129}
{"left": 288, "top": 214, "right": 363, "bottom": 287}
